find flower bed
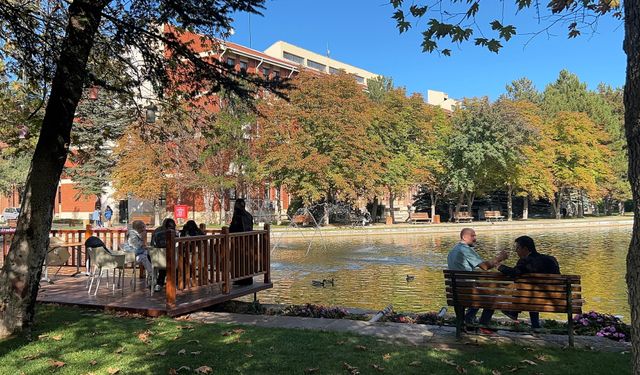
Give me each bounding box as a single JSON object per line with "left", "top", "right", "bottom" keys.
{"left": 573, "top": 311, "right": 630, "bottom": 342}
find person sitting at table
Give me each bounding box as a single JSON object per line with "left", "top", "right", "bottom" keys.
{"left": 180, "top": 220, "right": 204, "bottom": 237}
{"left": 150, "top": 218, "right": 176, "bottom": 291}
{"left": 123, "top": 220, "right": 152, "bottom": 279}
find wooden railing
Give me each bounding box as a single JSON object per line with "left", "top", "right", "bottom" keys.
{"left": 165, "top": 224, "right": 270, "bottom": 308}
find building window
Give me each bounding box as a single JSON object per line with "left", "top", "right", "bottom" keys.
{"left": 283, "top": 51, "right": 304, "bottom": 65}
{"left": 239, "top": 61, "right": 248, "bottom": 74}
{"left": 226, "top": 57, "right": 235, "bottom": 68}
{"left": 262, "top": 66, "right": 270, "bottom": 79}
{"left": 307, "top": 60, "right": 326, "bottom": 72}
{"left": 329, "top": 67, "right": 342, "bottom": 75}
{"left": 354, "top": 75, "right": 365, "bottom": 84}
{"left": 272, "top": 70, "right": 280, "bottom": 81}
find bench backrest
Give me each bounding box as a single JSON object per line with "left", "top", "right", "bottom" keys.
{"left": 443, "top": 270, "right": 582, "bottom": 314}
{"left": 411, "top": 212, "right": 429, "bottom": 219}
{"left": 484, "top": 210, "right": 502, "bottom": 217}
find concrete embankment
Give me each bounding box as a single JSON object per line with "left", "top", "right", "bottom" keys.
{"left": 270, "top": 217, "right": 633, "bottom": 239}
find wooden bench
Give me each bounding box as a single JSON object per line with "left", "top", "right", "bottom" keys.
{"left": 454, "top": 212, "right": 473, "bottom": 223}
{"left": 444, "top": 270, "right": 583, "bottom": 346}
{"left": 484, "top": 210, "right": 504, "bottom": 222}
{"left": 408, "top": 212, "right": 432, "bottom": 224}
{"left": 291, "top": 215, "right": 311, "bottom": 226}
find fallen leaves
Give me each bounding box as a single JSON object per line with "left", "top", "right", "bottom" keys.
{"left": 89, "top": 360, "right": 97, "bottom": 366}
{"left": 304, "top": 368, "right": 319, "bottom": 374}
{"left": 355, "top": 345, "right": 367, "bottom": 351}
{"left": 178, "top": 349, "right": 186, "bottom": 355}
{"left": 114, "top": 347, "right": 125, "bottom": 354}
{"left": 382, "top": 353, "right": 391, "bottom": 362}
{"left": 535, "top": 355, "right": 548, "bottom": 362}
{"left": 187, "top": 339, "right": 200, "bottom": 345}
{"left": 468, "top": 360, "right": 484, "bottom": 366}
{"left": 150, "top": 351, "right": 167, "bottom": 356}
{"left": 137, "top": 330, "right": 153, "bottom": 343}
{"left": 22, "top": 353, "right": 40, "bottom": 361}
{"left": 51, "top": 335, "right": 63, "bottom": 341}
{"left": 49, "top": 360, "right": 65, "bottom": 369}
{"left": 492, "top": 370, "right": 502, "bottom": 375}
{"left": 244, "top": 353, "right": 254, "bottom": 358}
{"left": 520, "top": 360, "right": 537, "bottom": 366}
{"left": 107, "top": 368, "right": 120, "bottom": 375}
{"left": 371, "top": 364, "right": 385, "bottom": 372}
{"left": 342, "top": 362, "right": 360, "bottom": 375}
{"left": 408, "top": 360, "right": 421, "bottom": 367}
{"left": 456, "top": 365, "right": 467, "bottom": 374}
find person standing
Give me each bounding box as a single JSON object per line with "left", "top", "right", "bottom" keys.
{"left": 150, "top": 218, "right": 177, "bottom": 292}
{"left": 229, "top": 199, "right": 254, "bottom": 285}
{"left": 104, "top": 205, "right": 113, "bottom": 227}
{"left": 92, "top": 208, "right": 102, "bottom": 228}
{"left": 498, "top": 235, "right": 560, "bottom": 329}
{"left": 447, "top": 227, "right": 508, "bottom": 332}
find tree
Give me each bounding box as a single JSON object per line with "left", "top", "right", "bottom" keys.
{"left": 256, "top": 71, "right": 381, "bottom": 218}
{"left": 502, "top": 77, "right": 542, "bottom": 104}
{"left": 446, "top": 97, "right": 507, "bottom": 217}
{"left": 390, "top": 3, "right": 640, "bottom": 369}
{"left": 0, "top": 0, "right": 270, "bottom": 337}
{"left": 67, "top": 90, "right": 134, "bottom": 198}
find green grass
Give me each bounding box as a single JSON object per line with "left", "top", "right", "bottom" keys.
{"left": 0, "top": 305, "right": 630, "bottom": 375}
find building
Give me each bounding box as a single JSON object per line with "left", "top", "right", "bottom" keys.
{"left": 263, "top": 41, "right": 378, "bottom": 85}
{"left": 427, "top": 89, "right": 458, "bottom": 112}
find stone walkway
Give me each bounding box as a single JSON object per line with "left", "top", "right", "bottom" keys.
{"left": 185, "top": 312, "right": 631, "bottom": 352}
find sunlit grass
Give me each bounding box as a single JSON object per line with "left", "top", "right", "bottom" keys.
{"left": 0, "top": 305, "right": 630, "bottom": 374}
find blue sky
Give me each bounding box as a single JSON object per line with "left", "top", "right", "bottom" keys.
{"left": 229, "top": 0, "right": 625, "bottom": 100}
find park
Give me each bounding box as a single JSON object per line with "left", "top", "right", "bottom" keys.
{"left": 1, "top": 1, "right": 639, "bottom": 374}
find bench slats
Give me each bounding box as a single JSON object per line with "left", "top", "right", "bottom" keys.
{"left": 443, "top": 270, "right": 580, "bottom": 280}
{"left": 445, "top": 287, "right": 581, "bottom": 299}
{"left": 445, "top": 294, "right": 583, "bottom": 306}
{"left": 444, "top": 280, "right": 581, "bottom": 292}
{"left": 446, "top": 300, "right": 583, "bottom": 313}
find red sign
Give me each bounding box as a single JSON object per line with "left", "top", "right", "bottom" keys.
{"left": 174, "top": 205, "right": 188, "bottom": 219}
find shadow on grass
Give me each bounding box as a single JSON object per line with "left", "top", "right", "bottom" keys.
{"left": 0, "top": 305, "right": 631, "bottom": 374}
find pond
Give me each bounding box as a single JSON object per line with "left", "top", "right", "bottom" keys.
{"left": 259, "top": 226, "right": 631, "bottom": 318}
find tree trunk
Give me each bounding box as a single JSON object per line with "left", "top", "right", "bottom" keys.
{"left": 623, "top": 2, "right": 640, "bottom": 372}
{"left": 0, "top": 0, "right": 108, "bottom": 338}
{"left": 522, "top": 195, "right": 529, "bottom": 221}
{"left": 552, "top": 189, "right": 563, "bottom": 219}
{"left": 371, "top": 197, "right": 379, "bottom": 223}
{"left": 620, "top": 201, "right": 625, "bottom": 216}
{"left": 203, "top": 188, "right": 214, "bottom": 225}
{"left": 429, "top": 191, "right": 437, "bottom": 219}
{"left": 455, "top": 192, "right": 464, "bottom": 216}
{"left": 388, "top": 188, "right": 395, "bottom": 224}
{"left": 466, "top": 192, "right": 474, "bottom": 215}
{"left": 577, "top": 190, "right": 584, "bottom": 218}
{"left": 218, "top": 188, "right": 225, "bottom": 225}
{"left": 507, "top": 184, "right": 513, "bottom": 221}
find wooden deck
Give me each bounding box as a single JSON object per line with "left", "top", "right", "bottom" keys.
{"left": 5, "top": 224, "right": 273, "bottom": 316}
{"left": 37, "top": 275, "right": 272, "bottom": 316}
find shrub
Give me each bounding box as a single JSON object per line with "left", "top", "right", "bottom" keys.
{"left": 573, "top": 311, "right": 630, "bottom": 342}
{"left": 281, "top": 303, "right": 349, "bottom": 319}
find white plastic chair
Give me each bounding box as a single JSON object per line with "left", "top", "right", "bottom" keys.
{"left": 42, "top": 238, "right": 71, "bottom": 284}
{"left": 87, "top": 247, "right": 125, "bottom": 295}
{"left": 149, "top": 247, "right": 166, "bottom": 296}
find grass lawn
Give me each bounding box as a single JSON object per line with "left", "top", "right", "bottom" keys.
{"left": 0, "top": 305, "right": 630, "bottom": 375}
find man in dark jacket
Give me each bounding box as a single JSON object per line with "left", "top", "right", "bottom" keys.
{"left": 498, "top": 235, "right": 560, "bottom": 328}
{"left": 229, "top": 199, "right": 254, "bottom": 285}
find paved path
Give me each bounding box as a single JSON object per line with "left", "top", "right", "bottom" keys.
{"left": 185, "top": 312, "right": 631, "bottom": 352}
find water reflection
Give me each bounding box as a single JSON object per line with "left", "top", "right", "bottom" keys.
{"left": 258, "top": 226, "right": 631, "bottom": 318}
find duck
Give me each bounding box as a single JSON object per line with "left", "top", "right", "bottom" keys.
{"left": 311, "top": 278, "right": 335, "bottom": 287}
{"left": 406, "top": 275, "right": 415, "bottom": 282}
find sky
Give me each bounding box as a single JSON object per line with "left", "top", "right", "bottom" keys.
{"left": 228, "top": 0, "right": 626, "bottom": 101}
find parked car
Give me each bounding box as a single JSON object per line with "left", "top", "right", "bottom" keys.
{"left": 1, "top": 207, "right": 20, "bottom": 221}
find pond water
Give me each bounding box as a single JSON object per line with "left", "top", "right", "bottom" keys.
{"left": 258, "top": 226, "right": 631, "bottom": 318}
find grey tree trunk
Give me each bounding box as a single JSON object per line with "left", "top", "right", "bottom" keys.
{"left": 388, "top": 189, "right": 395, "bottom": 224}
{"left": 429, "top": 191, "right": 437, "bottom": 219}
{"left": 0, "top": 0, "right": 108, "bottom": 338}
{"left": 507, "top": 184, "right": 513, "bottom": 221}
{"left": 522, "top": 195, "right": 529, "bottom": 220}
{"left": 455, "top": 192, "right": 464, "bottom": 216}
{"left": 623, "top": 2, "right": 640, "bottom": 372}
{"left": 371, "top": 197, "right": 379, "bottom": 223}
{"left": 577, "top": 190, "right": 584, "bottom": 218}
{"left": 466, "top": 192, "right": 474, "bottom": 215}
{"left": 202, "top": 188, "right": 214, "bottom": 225}
{"left": 552, "top": 189, "right": 563, "bottom": 219}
